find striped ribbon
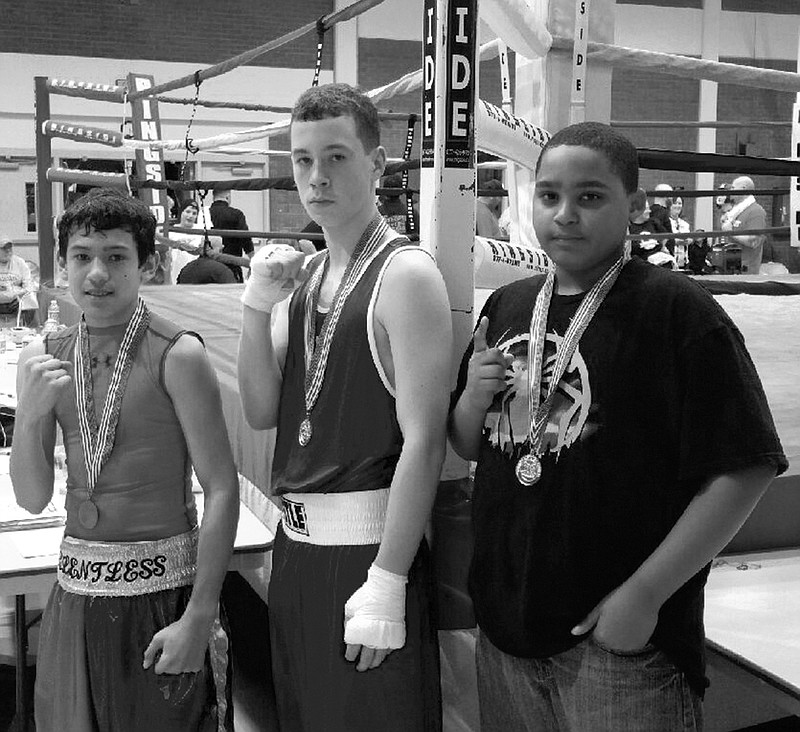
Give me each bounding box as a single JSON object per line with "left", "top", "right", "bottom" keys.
{"left": 302, "top": 217, "right": 391, "bottom": 419}
{"left": 74, "top": 298, "right": 150, "bottom": 495}
{"left": 526, "top": 257, "right": 625, "bottom": 454}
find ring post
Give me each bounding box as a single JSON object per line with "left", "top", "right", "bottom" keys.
{"left": 35, "top": 76, "right": 55, "bottom": 285}
{"left": 421, "top": 0, "right": 478, "bottom": 631}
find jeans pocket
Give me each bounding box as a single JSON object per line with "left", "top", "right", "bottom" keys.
{"left": 591, "top": 635, "right": 655, "bottom": 657}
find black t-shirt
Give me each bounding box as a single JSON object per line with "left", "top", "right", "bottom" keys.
{"left": 453, "top": 258, "right": 787, "bottom": 695}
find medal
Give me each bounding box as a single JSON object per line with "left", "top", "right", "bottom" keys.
{"left": 298, "top": 216, "right": 393, "bottom": 448}
{"left": 515, "top": 453, "right": 541, "bottom": 486}
{"left": 78, "top": 499, "right": 99, "bottom": 529}
{"left": 74, "top": 299, "right": 150, "bottom": 526}
{"left": 519, "top": 257, "right": 625, "bottom": 486}
{"left": 298, "top": 416, "right": 313, "bottom": 447}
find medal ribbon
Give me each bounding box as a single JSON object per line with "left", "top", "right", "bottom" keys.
{"left": 526, "top": 257, "right": 625, "bottom": 455}
{"left": 301, "top": 216, "right": 391, "bottom": 417}
{"left": 74, "top": 298, "right": 150, "bottom": 496}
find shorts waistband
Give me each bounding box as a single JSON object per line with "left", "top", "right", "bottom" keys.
{"left": 57, "top": 527, "right": 198, "bottom": 596}
{"left": 280, "top": 489, "right": 389, "bottom": 546}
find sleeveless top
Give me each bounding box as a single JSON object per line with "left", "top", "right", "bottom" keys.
{"left": 272, "top": 236, "right": 413, "bottom": 495}
{"left": 47, "top": 313, "right": 201, "bottom": 542}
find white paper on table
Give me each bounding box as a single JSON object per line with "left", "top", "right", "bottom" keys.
{"left": 14, "top": 526, "right": 64, "bottom": 558}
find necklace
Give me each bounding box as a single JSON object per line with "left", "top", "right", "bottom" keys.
{"left": 516, "top": 257, "right": 625, "bottom": 486}
{"left": 73, "top": 300, "right": 150, "bottom": 528}
{"left": 298, "top": 216, "right": 391, "bottom": 447}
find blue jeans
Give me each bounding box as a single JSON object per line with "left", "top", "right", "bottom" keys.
{"left": 476, "top": 629, "right": 702, "bottom": 732}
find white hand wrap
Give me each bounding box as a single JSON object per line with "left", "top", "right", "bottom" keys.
{"left": 344, "top": 563, "right": 407, "bottom": 650}
{"left": 240, "top": 244, "right": 306, "bottom": 312}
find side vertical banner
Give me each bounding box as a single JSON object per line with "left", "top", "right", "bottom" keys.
{"left": 569, "top": 0, "right": 590, "bottom": 125}
{"left": 127, "top": 73, "right": 170, "bottom": 282}
{"left": 792, "top": 104, "right": 800, "bottom": 248}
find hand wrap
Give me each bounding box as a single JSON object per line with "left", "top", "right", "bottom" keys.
{"left": 344, "top": 563, "right": 407, "bottom": 650}
{"left": 240, "top": 244, "right": 306, "bottom": 312}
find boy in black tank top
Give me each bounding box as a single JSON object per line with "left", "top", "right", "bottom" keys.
{"left": 238, "top": 83, "right": 452, "bottom": 731}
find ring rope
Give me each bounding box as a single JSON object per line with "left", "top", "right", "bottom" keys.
{"left": 613, "top": 120, "right": 791, "bottom": 129}
{"left": 120, "top": 86, "right": 133, "bottom": 196}
{"left": 637, "top": 148, "right": 800, "bottom": 177}
{"left": 157, "top": 96, "right": 292, "bottom": 113}
{"left": 170, "top": 226, "right": 325, "bottom": 241}
{"left": 312, "top": 15, "right": 327, "bottom": 88}
{"left": 127, "top": 0, "right": 388, "bottom": 101}
{"left": 626, "top": 226, "right": 787, "bottom": 242}
{"left": 550, "top": 36, "right": 800, "bottom": 94}
{"left": 400, "top": 114, "right": 417, "bottom": 234}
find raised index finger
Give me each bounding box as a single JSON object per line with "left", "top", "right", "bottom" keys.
{"left": 473, "top": 316, "right": 490, "bottom": 353}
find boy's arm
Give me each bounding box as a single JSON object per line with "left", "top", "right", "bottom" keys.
{"left": 375, "top": 250, "right": 453, "bottom": 574}
{"left": 11, "top": 339, "right": 70, "bottom": 513}
{"left": 237, "top": 245, "right": 306, "bottom": 430}
{"left": 572, "top": 463, "right": 776, "bottom": 651}
{"left": 143, "top": 335, "right": 240, "bottom": 674}
{"left": 343, "top": 250, "right": 452, "bottom": 671}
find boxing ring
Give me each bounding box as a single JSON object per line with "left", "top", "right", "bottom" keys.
{"left": 25, "top": 0, "right": 800, "bottom": 729}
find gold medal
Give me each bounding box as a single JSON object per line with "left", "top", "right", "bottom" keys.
{"left": 515, "top": 454, "right": 542, "bottom": 487}
{"left": 298, "top": 417, "right": 313, "bottom": 447}
{"left": 78, "top": 499, "right": 99, "bottom": 529}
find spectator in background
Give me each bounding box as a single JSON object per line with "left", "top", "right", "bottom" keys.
{"left": 155, "top": 199, "right": 224, "bottom": 284}
{"left": 378, "top": 173, "right": 419, "bottom": 237}
{"left": 720, "top": 176, "right": 768, "bottom": 274}
{"left": 669, "top": 197, "right": 691, "bottom": 269}
{"left": 209, "top": 189, "right": 254, "bottom": 282}
{"left": 0, "top": 234, "right": 36, "bottom": 324}
{"left": 476, "top": 178, "right": 505, "bottom": 239}
{"left": 648, "top": 183, "right": 673, "bottom": 240}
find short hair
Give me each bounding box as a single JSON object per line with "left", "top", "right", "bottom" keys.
{"left": 535, "top": 121, "right": 639, "bottom": 194}
{"left": 179, "top": 199, "right": 199, "bottom": 215}
{"left": 58, "top": 188, "right": 156, "bottom": 265}
{"left": 291, "top": 83, "right": 380, "bottom": 152}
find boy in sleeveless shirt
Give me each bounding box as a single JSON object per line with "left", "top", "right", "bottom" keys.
{"left": 12, "top": 188, "right": 240, "bottom": 731}
{"left": 237, "top": 83, "right": 452, "bottom": 731}
{"left": 449, "top": 123, "right": 787, "bottom": 731}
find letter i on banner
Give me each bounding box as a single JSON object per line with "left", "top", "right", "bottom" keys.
{"left": 569, "top": 0, "right": 590, "bottom": 125}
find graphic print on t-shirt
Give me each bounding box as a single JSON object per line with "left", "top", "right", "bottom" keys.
{"left": 485, "top": 328, "right": 591, "bottom": 458}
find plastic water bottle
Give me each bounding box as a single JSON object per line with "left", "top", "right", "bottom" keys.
{"left": 42, "top": 299, "right": 60, "bottom": 334}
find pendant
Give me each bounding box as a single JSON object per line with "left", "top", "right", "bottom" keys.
{"left": 78, "top": 499, "right": 99, "bottom": 529}
{"left": 515, "top": 453, "right": 542, "bottom": 487}
{"left": 298, "top": 416, "right": 313, "bottom": 447}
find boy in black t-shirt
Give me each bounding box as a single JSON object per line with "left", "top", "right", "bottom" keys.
{"left": 449, "top": 122, "right": 787, "bottom": 731}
